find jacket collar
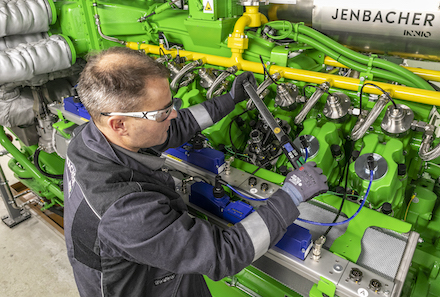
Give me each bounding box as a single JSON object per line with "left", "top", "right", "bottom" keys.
{"left": 81, "top": 121, "right": 164, "bottom": 173}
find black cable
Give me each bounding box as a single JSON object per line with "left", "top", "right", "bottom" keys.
{"left": 159, "top": 47, "right": 166, "bottom": 57}
{"left": 323, "top": 160, "right": 350, "bottom": 237}
{"left": 428, "top": 81, "right": 440, "bottom": 92}
{"left": 359, "top": 82, "right": 398, "bottom": 116}
{"left": 303, "top": 84, "right": 332, "bottom": 96}
{"left": 259, "top": 55, "right": 279, "bottom": 85}
{"left": 323, "top": 140, "right": 356, "bottom": 237}
{"left": 33, "top": 148, "right": 64, "bottom": 179}
{"left": 228, "top": 110, "right": 250, "bottom": 156}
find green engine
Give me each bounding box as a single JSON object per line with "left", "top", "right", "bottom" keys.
{"left": 1, "top": 0, "right": 440, "bottom": 296}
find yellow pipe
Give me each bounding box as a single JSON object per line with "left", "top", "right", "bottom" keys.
{"left": 227, "top": 6, "right": 268, "bottom": 53}
{"left": 232, "top": 15, "right": 251, "bottom": 35}
{"left": 268, "top": 4, "right": 281, "bottom": 21}
{"left": 243, "top": 6, "right": 268, "bottom": 27}
{"left": 127, "top": 42, "right": 440, "bottom": 106}
{"left": 325, "top": 56, "right": 440, "bottom": 83}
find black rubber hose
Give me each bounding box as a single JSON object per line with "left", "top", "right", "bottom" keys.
{"left": 33, "top": 148, "right": 64, "bottom": 179}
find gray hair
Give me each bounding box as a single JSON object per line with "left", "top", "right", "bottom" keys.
{"left": 77, "top": 47, "right": 170, "bottom": 124}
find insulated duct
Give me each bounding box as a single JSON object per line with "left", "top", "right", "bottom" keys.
{"left": 0, "top": 61, "right": 85, "bottom": 94}
{"left": 0, "top": 32, "right": 49, "bottom": 50}
{"left": 0, "top": 35, "right": 75, "bottom": 85}
{"left": 0, "top": 89, "right": 34, "bottom": 127}
{"left": 0, "top": 0, "right": 55, "bottom": 37}
{"left": 0, "top": 77, "right": 78, "bottom": 127}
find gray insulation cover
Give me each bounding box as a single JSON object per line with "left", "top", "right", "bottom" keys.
{"left": 0, "top": 89, "right": 34, "bottom": 127}
{"left": 0, "top": 77, "right": 77, "bottom": 127}
{"left": 0, "top": 0, "right": 52, "bottom": 37}
{"left": 0, "top": 61, "right": 84, "bottom": 94}
{"left": 0, "top": 32, "right": 49, "bottom": 50}
{"left": 0, "top": 35, "right": 72, "bottom": 85}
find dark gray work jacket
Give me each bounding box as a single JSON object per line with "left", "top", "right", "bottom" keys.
{"left": 63, "top": 94, "right": 300, "bottom": 297}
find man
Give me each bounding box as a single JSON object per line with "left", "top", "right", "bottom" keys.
{"left": 64, "top": 46, "right": 328, "bottom": 297}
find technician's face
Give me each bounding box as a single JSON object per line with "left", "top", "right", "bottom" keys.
{"left": 125, "top": 78, "right": 177, "bottom": 151}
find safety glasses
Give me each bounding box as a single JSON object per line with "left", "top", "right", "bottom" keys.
{"left": 101, "top": 99, "right": 175, "bottom": 122}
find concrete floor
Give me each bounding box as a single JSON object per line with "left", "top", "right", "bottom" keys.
{"left": 0, "top": 199, "right": 79, "bottom": 296}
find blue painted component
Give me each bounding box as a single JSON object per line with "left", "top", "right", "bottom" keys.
{"left": 64, "top": 97, "right": 91, "bottom": 120}
{"left": 190, "top": 182, "right": 230, "bottom": 218}
{"left": 166, "top": 145, "right": 225, "bottom": 174}
{"left": 275, "top": 223, "right": 312, "bottom": 260}
{"left": 223, "top": 201, "right": 254, "bottom": 224}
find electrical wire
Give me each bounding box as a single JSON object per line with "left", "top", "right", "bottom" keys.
{"left": 323, "top": 161, "right": 350, "bottom": 237}
{"left": 327, "top": 191, "right": 360, "bottom": 199}
{"left": 297, "top": 169, "right": 373, "bottom": 226}
{"left": 303, "top": 84, "right": 332, "bottom": 96}
{"left": 359, "top": 82, "right": 398, "bottom": 116}
{"left": 226, "top": 184, "right": 268, "bottom": 201}
{"left": 304, "top": 147, "right": 308, "bottom": 163}
{"left": 228, "top": 110, "right": 249, "bottom": 155}
{"left": 403, "top": 194, "right": 416, "bottom": 222}
{"left": 259, "top": 55, "right": 279, "bottom": 85}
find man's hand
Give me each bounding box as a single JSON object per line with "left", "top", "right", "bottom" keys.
{"left": 281, "top": 162, "right": 328, "bottom": 206}
{"left": 229, "top": 72, "right": 257, "bottom": 104}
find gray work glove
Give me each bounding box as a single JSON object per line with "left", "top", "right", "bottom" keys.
{"left": 229, "top": 72, "right": 257, "bottom": 104}
{"left": 281, "top": 162, "right": 328, "bottom": 206}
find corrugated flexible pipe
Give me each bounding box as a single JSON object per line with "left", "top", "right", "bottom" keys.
{"left": 0, "top": 0, "right": 55, "bottom": 38}
{"left": 419, "top": 125, "right": 440, "bottom": 161}
{"left": 0, "top": 35, "right": 75, "bottom": 85}
{"left": 351, "top": 94, "right": 390, "bottom": 141}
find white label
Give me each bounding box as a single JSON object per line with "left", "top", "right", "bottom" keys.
{"left": 357, "top": 288, "right": 369, "bottom": 297}
{"left": 203, "top": 0, "right": 214, "bottom": 14}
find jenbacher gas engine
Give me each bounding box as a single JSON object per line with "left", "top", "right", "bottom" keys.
{"left": 1, "top": 0, "right": 440, "bottom": 296}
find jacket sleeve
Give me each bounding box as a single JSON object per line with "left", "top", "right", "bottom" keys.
{"left": 98, "top": 188, "right": 299, "bottom": 281}
{"left": 153, "top": 93, "right": 236, "bottom": 151}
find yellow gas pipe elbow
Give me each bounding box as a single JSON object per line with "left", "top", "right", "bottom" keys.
{"left": 228, "top": 6, "right": 268, "bottom": 54}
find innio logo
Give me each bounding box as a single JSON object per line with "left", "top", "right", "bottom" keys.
{"left": 330, "top": 9, "right": 435, "bottom": 26}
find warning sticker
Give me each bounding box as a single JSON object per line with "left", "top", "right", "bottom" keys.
{"left": 203, "top": 0, "right": 214, "bottom": 14}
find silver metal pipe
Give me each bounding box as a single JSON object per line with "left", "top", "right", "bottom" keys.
{"left": 170, "top": 59, "right": 203, "bottom": 91}
{"left": 351, "top": 94, "right": 389, "bottom": 141}
{"left": 418, "top": 125, "right": 440, "bottom": 161}
{"left": 94, "top": 13, "right": 125, "bottom": 45}
{"left": 294, "top": 82, "right": 330, "bottom": 125}
{"left": 206, "top": 66, "right": 238, "bottom": 99}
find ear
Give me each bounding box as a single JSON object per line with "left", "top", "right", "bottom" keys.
{"left": 107, "top": 116, "right": 129, "bottom": 136}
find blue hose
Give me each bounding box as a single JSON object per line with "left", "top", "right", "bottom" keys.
{"left": 297, "top": 169, "right": 374, "bottom": 226}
